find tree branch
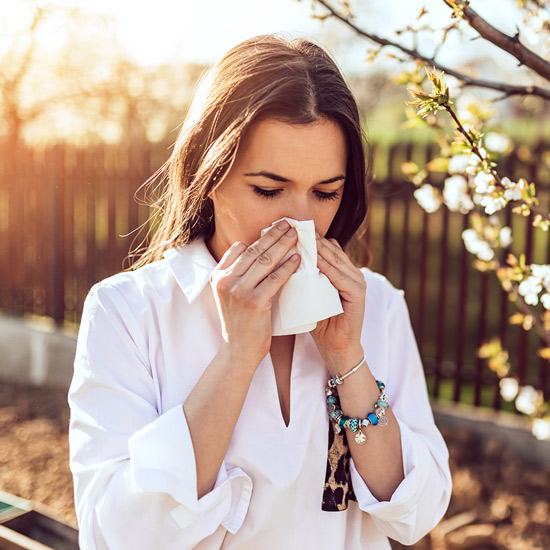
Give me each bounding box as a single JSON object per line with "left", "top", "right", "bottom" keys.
{"left": 460, "top": 4, "right": 550, "bottom": 82}
{"left": 314, "top": 0, "right": 550, "bottom": 101}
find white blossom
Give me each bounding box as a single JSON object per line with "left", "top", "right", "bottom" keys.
{"left": 480, "top": 194, "right": 506, "bottom": 215}
{"left": 540, "top": 293, "right": 550, "bottom": 310}
{"left": 499, "top": 377, "right": 519, "bottom": 401}
{"left": 532, "top": 418, "right": 550, "bottom": 441}
{"left": 499, "top": 226, "right": 512, "bottom": 248}
{"left": 448, "top": 154, "right": 470, "bottom": 174}
{"left": 531, "top": 264, "right": 550, "bottom": 292}
{"left": 443, "top": 175, "right": 474, "bottom": 213}
{"left": 518, "top": 276, "right": 542, "bottom": 306}
{"left": 414, "top": 184, "right": 441, "bottom": 213}
{"left": 462, "top": 228, "right": 495, "bottom": 261}
{"left": 465, "top": 154, "right": 482, "bottom": 175}
{"left": 484, "top": 132, "right": 512, "bottom": 153}
{"left": 502, "top": 177, "right": 525, "bottom": 201}
{"left": 515, "top": 385, "right": 540, "bottom": 415}
{"left": 504, "top": 188, "right": 522, "bottom": 201}
{"left": 474, "top": 171, "right": 495, "bottom": 194}
{"left": 472, "top": 193, "right": 483, "bottom": 205}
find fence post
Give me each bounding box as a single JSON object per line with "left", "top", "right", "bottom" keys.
{"left": 48, "top": 144, "right": 65, "bottom": 325}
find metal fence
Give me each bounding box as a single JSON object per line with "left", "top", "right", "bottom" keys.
{"left": 1, "top": 140, "right": 549, "bottom": 408}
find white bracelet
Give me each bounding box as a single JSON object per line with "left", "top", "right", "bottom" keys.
{"left": 327, "top": 355, "right": 367, "bottom": 388}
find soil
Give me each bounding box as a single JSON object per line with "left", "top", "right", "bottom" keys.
{"left": 0, "top": 379, "right": 548, "bottom": 550}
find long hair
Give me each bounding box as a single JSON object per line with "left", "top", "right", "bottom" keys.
{"left": 131, "top": 34, "right": 369, "bottom": 269}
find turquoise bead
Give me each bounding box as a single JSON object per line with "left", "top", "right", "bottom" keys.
{"left": 367, "top": 412, "right": 378, "bottom": 426}
{"left": 349, "top": 418, "right": 359, "bottom": 432}
{"left": 377, "top": 400, "right": 388, "bottom": 408}
{"left": 339, "top": 416, "right": 349, "bottom": 429}
{"left": 327, "top": 396, "right": 336, "bottom": 404}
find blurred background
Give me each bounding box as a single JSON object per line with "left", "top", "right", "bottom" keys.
{"left": 0, "top": 1, "right": 549, "bottom": 549}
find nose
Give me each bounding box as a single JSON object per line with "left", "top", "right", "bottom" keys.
{"left": 284, "top": 196, "right": 312, "bottom": 222}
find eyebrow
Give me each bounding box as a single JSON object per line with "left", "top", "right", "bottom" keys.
{"left": 244, "top": 171, "right": 345, "bottom": 185}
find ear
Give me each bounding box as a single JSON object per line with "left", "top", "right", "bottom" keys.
{"left": 206, "top": 184, "right": 216, "bottom": 200}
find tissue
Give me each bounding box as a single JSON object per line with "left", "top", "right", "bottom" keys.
{"left": 261, "top": 218, "right": 344, "bottom": 336}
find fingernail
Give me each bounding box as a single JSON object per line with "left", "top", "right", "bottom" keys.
{"left": 285, "top": 227, "right": 296, "bottom": 236}
{"left": 290, "top": 253, "right": 300, "bottom": 262}
{"left": 317, "top": 253, "right": 324, "bottom": 262}
{"left": 315, "top": 231, "right": 320, "bottom": 239}
{"left": 277, "top": 220, "right": 290, "bottom": 230}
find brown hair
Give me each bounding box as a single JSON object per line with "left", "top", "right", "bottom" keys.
{"left": 131, "top": 34, "right": 369, "bottom": 269}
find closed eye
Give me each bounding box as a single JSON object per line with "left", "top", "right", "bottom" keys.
{"left": 252, "top": 186, "right": 341, "bottom": 201}
{"left": 314, "top": 190, "right": 340, "bottom": 201}
{"left": 252, "top": 187, "right": 282, "bottom": 199}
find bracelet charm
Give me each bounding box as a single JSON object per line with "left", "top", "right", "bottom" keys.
{"left": 325, "top": 377, "right": 389, "bottom": 444}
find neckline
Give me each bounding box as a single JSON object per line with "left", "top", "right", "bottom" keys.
{"left": 267, "top": 334, "right": 300, "bottom": 429}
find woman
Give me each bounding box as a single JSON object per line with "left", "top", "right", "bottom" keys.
{"left": 69, "top": 35, "right": 451, "bottom": 549}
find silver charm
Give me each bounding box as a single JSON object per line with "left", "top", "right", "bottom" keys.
{"left": 334, "top": 422, "right": 342, "bottom": 434}
{"left": 378, "top": 416, "right": 388, "bottom": 426}
{"left": 355, "top": 429, "right": 366, "bottom": 445}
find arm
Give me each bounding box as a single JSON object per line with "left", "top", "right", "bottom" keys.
{"left": 315, "top": 236, "right": 451, "bottom": 545}
{"left": 69, "top": 221, "right": 300, "bottom": 550}
{"left": 69, "top": 284, "right": 252, "bottom": 550}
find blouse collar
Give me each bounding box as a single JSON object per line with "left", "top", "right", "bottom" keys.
{"left": 163, "top": 239, "right": 217, "bottom": 304}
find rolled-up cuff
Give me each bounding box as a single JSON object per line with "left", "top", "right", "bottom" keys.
{"left": 129, "top": 404, "right": 253, "bottom": 536}
{"left": 349, "top": 419, "right": 427, "bottom": 520}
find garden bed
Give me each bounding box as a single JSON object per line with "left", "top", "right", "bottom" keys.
{"left": 0, "top": 379, "right": 548, "bottom": 549}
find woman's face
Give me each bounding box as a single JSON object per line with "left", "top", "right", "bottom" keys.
{"left": 207, "top": 118, "right": 347, "bottom": 262}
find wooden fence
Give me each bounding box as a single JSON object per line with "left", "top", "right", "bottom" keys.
{"left": 1, "top": 140, "right": 549, "bottom": 409}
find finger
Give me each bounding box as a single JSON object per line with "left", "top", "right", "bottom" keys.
{"left": 254, "top": 253, "right": 301, "bottom": 301}
{"left": 317, "top": 254, "right": 365, "bottom": 300}
{"left": 229, "top": 219, "right": 294, "bottom": 277}
{"left": 216, "top": 241, "right": 247, "bottom": 271}
{"left": 237, "top": 227, "right": 299, "bottom": 288}
{"left": 317, "top": 236, "right": 362, "bottom": 283}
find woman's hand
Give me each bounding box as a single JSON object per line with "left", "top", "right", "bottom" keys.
{"left": 209, "top": 220, "right": 300, "bottom": 369}
{"left": 312, "top": 235, "right": 367, "bottom": 373}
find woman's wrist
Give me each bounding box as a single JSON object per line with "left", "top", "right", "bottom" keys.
{"left": 216, "top": 341, "right": 263, "bottom": 378}
{"left": 319, "top": 344, "right": 365, "bottom": 377}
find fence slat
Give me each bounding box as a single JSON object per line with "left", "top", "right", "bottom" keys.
{"left": 433, "top": 206, "right": 450, "bottom": 399}
{"left": 48, "top": 145, "right": 66, "bottom": 324}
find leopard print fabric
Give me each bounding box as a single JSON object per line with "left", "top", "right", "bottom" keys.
{"left": 322, "top": 412, "right": 356, "bottom": 511}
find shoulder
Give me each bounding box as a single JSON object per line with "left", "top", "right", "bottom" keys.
{"left": 85, "top": 259, "right": 174, "bottom": 316}
{"left": 360, "top": 266, "right": 405, "bottom": 310}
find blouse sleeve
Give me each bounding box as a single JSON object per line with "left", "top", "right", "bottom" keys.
{"left": 68, "top": 282, "right": 252, "bottom": 550}
{"left": 349, "top": 283, "right": 452, "bottom": 545}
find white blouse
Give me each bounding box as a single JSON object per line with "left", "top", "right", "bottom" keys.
{"left": 68, "top": 239, "right": 452, "bottom": 550}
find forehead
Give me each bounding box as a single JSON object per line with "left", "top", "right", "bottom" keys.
{"left": 235, "top": 118, "right": 347, "bottom": 178}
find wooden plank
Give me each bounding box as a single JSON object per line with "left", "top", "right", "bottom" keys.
{"left": 0, "top": 524, "right": 53, "bottom": 550}
{"left": 47, "top": 145, "right": 65, "bottom": 324}
{"left": 433, "top": 205, "right": 450, "bottom": 398}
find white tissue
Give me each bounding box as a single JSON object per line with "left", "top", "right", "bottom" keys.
{"left": 261, "top": 218, "right": 344, "bottom": 336}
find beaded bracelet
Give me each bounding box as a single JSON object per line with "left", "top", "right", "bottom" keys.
{"left": 325, "top": 380, "right": 388, "bottom": 445}
{"left": 327, "top": 355, "right": 367, "bottom": 388}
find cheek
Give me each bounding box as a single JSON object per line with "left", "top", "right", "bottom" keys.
{"left": 313, "top": 200, "right": 343, "bottom": 237}
{"left": 238, "top": 212, "right": 279, "bottom": 246}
